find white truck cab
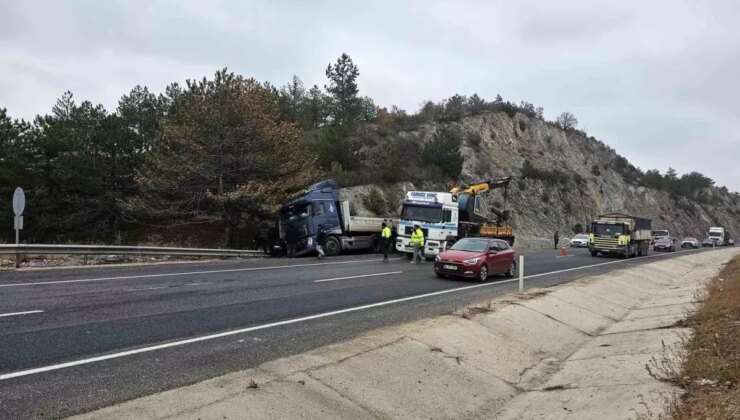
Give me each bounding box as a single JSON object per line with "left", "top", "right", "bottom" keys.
{"left": 396, "top": 191, "right": 459, "bottom": 257}
{"left": 708, "top": 227, "right": 727, "bottom": 246}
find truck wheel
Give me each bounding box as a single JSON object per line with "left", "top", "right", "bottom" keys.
{"left": 325, "top": 236, "right": 341, "bottom": 256}
{"left": 590, "top": 250, "right": 599, "bottom": 257}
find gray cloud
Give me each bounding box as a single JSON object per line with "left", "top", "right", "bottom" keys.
{"left": 1, "top": 0, "right": 738, "bottom": 191}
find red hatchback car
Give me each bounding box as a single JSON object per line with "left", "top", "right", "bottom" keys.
{"left": 434, "top": 238, "right": 517, "bottom": 281}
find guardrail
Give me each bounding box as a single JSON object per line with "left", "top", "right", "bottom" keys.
{"left": 0, "top": 244, "right": 264, "bottom": 268}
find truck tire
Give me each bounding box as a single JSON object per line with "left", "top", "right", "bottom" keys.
{"left": 325, "top": 236, "right": 341, "bottom": 256}
{"left": 590, "top": 250, "right": 599, "bottom": 257}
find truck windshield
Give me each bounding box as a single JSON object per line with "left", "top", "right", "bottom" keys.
{"left": 709, "top": 232, "right": 722, "bottom": 237}
{"left": 652, "top": 230, "right": 668, "bottom": 237}
{"left": 401, "top": 205, "right": 442, "bottom": 223}
{"left": 280, "top": 203, "right": 310, "bottom": 224}
{"left": 592, "top": 223, "right": 625, "bottom": 236}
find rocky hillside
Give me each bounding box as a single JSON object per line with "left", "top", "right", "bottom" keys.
{"left": 340, "top": 112, "right": 740, "bottom": 248}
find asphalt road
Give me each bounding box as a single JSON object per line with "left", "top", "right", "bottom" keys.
{"left": 0, "top": 246, "right": 713, "bottom": 419}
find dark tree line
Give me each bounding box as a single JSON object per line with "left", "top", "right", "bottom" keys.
{"left": 0, "top": 53, "right": 728, "bottom": 245}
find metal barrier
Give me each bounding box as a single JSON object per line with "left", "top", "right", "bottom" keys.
{"left": 0, "top": 244, "right": 263, "bottom": 268}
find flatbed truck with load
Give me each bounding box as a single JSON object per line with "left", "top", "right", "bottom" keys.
{"left": 395, "top": 177, "right": 514, "bottom": 258}
{"left": 589, "top": 212, "right": 652, "bottom": 258}
{"left": 279, "top": 179, "right": 398, "bottom": 256}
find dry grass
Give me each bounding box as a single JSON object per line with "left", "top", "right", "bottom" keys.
{"left": 667, "top": 255, "right": 740, "bottom": 419}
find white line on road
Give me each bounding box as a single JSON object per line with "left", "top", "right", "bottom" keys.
{"left": 125, "top": 286, "right": 168, "bottom": 292}
{"left": 0, "top": 258, "right": 403, "bottom": 288}
{"left": 0, "top": 310, "right": 44, "bottom": 318}
{"left": 314, "top": 271, "right": 403, "bottom": 283}
{"left": 0, "top": 248, "right": 701, "bottom": 381}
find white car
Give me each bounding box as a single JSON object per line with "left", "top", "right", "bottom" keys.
{"left": 681, "top": 237, "right": 699, "bottom": 249}
{"left": 569, "top": 234, "right": 589, "bottom": 248}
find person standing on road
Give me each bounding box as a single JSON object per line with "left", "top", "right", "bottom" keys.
{"left": 254, "top": 223, "right": 271, "bottom": 255}
{"left": 410, "top": 224, "right": 425, "bottom": 264}
{"left": 285, "top": 224, "right": 299, "bottom": 258}
{"left": 381, "top": 222, "right": 392, "bottom": 262}
{"left": 316, "top": 224, "right": 327, "bottom": 260}
{"left": 554, "top": 230, "right": 560, "bottom": 249}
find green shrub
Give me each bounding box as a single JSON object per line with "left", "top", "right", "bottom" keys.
{"left": 422, "top": 131, "right": 463, "bottom": 179}
{"left": 362, "top": 187, "right": 387, "bottom": 215}
{"left": 573, "top": 223, "right": 584, "bottom": 234}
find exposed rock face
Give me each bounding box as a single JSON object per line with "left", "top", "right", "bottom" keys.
{"left": 341, "top": 112, "right": 739, "bottom": 248}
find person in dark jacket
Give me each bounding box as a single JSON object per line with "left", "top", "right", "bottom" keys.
{"left": 316, "top": 224, "right": 327, "bottom": 259}
{"left": 255, "top": 223, "right": 271, "bottom": 254}
{"left": 554, "top": 230, "right": 560, "bottom": 249}
{"left": 285, "top": 225, "right": 299, "bottom": 258}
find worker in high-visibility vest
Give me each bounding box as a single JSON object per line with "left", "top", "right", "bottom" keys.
{"left": 410, "top": 224, "right": 425, "bottom": 264}
{"left": 381, "top": 222, "right": 392, "bottom": 262}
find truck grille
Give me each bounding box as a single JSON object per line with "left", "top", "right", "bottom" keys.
{"left": 592, "top": 237, "right": 618, "bottom": 248}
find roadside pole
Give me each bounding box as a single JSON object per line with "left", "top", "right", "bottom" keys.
{"left": 518, "top": 255, "right": 524, "bottom": 292}
{"left": 12, "top": 187, "right": 25, "bottom": 269}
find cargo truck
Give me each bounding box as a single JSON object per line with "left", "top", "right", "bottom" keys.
{"left": 395, "top": 178, "right": 513, "bottom": 258}
{"left": 589, "top": 212, "right": 652, "bottom": 258}
{"left": 707, "top": 227, "right": 731, "bottom": 246}
{"left": 278, "top": 179, "right": 398, "bottom": 256}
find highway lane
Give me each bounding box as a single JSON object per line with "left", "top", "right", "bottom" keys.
{"left": 0, "top": 247, "right": 711, "bottom": 419}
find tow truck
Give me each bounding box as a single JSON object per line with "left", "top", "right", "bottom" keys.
{"left": 395, "top": 177, "right": 514, "bottom": 258}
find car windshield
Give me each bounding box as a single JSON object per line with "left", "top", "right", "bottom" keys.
{"left": 449, "top": 239, "right": 489, "bottom": 253}
{"left": 401, "top": 205, "right": 442, "bottom": 223}
{"left": 592, "top": 223, "right": 625, "bottom": 236}
{"left": 683, "top": 237, "right": 696, "bottom": 241}
{"left": 656, "top": 238, "right": 671, "bottom": 244}
{"left": 574, "top": 234, "right": 588, "bottom": 239}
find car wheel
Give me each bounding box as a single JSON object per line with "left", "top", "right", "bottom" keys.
{"left": 435, "top": 272, "right": 446, "bottom": 278}
{"left": 478, "top": 265, "right": 488, "bottom": 282}
{"left": 505, "top": 261, "right": 516, "bottom": 278}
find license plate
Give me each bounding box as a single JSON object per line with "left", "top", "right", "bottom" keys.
{"left": 443, "top": 264, "right": 457, "bottom": 270}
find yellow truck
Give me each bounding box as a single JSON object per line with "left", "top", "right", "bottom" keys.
{"left": 589, "top": 212, "right": 652, "bottom": 258}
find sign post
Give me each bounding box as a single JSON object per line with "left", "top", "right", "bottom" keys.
{"left": 12, "top": 188, "right": 25, "bottom": 268}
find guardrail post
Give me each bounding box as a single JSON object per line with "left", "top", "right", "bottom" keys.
{"left": 15, "top": 247, "right": 20, "bottom": 269}
{"left": 518, "top": 255, "right": 524, "bottom": 292}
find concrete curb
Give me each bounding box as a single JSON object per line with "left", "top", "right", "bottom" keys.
{"left": 70, "top": 248, "right": 739, "bottom": 420}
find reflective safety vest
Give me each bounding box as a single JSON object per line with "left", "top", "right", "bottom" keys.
{"left": 410, "top": 228, "right": 425, "bottom": 245}
{"left": 381, "top": 226, "right": 392, "bottom": 239}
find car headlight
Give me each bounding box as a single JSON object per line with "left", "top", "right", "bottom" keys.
{"left": 435, "top": 255, "right": 441, "bottom": 262}
{"left": 463, "top": 258, "right": 480, "bottom": 265}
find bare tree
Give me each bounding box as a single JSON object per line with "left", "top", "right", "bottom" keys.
{"left": 556, "top": 112, "right": 578, "bottom": 130}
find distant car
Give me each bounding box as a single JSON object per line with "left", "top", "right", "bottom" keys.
{"left": 681, "top": 237, "right": 699, "bottom": 249}
{"left": 434, "top": 238, "right": 516, "bottom": 282}
{"left": 703, "top": 237, "right": 716, "bottom": 247}
{"left": 569, "top": 234, "right": 589, "bottom": 248}
{"left": 730, "top": 239, "right": 735, "bottom": 246}
{"left": 654, "top": 237, "right": 676, "bottom": 252}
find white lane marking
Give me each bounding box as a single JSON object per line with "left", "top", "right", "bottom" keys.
{"left": 0, "top": 310, "right": 44, "bottom": 318}
{"left": 314, "top": 271, "right": 403, "bottom": 283}
{"left": 0, "top": 258, "right": 403, "bottom": 288}
{"left": 0, "top": 248, "right": 702, "bottom": 381}
{"left": 125, "top": 286, "right": 167, "bottom": 292}
{"left": 185, "top": 282, "right": 214, "bottom": 286}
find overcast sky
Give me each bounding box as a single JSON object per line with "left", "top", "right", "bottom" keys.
{"left": 1, "top": 0, "right": 739, "bottom": 191}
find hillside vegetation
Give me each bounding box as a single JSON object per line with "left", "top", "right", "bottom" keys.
{"left": 1, "top": 54, "right": 738, "bottom": 247}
